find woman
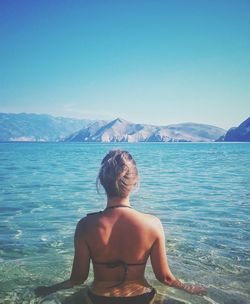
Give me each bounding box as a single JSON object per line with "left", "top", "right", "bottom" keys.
{"left": 35, "top": 150, "right": 206, "bottom": 303}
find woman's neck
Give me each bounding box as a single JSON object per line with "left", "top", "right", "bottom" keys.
{"left": 106, "top": 196, "right": 130, "bottom": 208}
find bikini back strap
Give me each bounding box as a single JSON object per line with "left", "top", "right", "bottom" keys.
{"left": 92, "top": 259, "right": 147, "bottom": 288}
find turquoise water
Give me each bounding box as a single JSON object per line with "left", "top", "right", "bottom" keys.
{"left": 0, "top": 142, "right": 249, "bottom": 304}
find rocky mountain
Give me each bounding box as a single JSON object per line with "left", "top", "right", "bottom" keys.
{"left": 65, "top": 120, "right": 108, "bottom": 141}
{"left": 218, "top": 117, "right": 250, "bottom": 142}
{"left": 0, "top": 113, "right": 93, "bottom": 142}
{"left": 65, "top": 118, "right": 226, "bottom": 142}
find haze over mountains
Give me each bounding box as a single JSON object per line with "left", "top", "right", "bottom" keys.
{"left": 1, "top": 113, "right": 249, "bottom": 142}
{"left": 65, "top": 118, "right": 226, "bottom": 142}
{"left": 0, "top": 113, "right": 92, "bottom": 142}
{"left": 0, "top": 113, "right": 228, "bottom": 142}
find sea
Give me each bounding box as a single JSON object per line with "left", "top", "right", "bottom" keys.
{"left": 0, "top": 142, "right": 249, "bottom": 304}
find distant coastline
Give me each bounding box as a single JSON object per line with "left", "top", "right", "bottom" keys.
{"left": 0, "top": 112, "right": 225, "bottom": 143}
{"left": 0, "top": 113, "right": 249, "bottom": 142}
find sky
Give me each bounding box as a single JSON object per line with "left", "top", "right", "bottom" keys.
{"left": 0, "top": 0, "right": 249, "bottom": 129}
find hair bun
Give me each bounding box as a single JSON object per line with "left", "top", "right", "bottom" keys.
{"left": 97, "top": 150, "right": 139, "bottom": 198}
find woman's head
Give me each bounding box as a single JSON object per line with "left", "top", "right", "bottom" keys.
{"left": 97, "top": 150, "right": 139, "bottom": 198}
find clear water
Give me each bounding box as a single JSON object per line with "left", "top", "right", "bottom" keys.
{"left": 0, "top": 142, "right": 249, "bottom": 304}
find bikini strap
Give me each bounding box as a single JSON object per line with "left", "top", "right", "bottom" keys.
{"left": 87, "top": 211, "right": 103, "bottom": 216}
{"left": 87, "top": 205, "right": 131, "bottom": 216}
{"left": 92, "top": 259, "right": 147, "bottom": 288}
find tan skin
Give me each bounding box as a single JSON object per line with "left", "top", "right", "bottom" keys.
{"left": 35, "top": 196, "right": 206, "bottom": 297}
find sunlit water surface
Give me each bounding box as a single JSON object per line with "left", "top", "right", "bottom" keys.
{"left": 0, "top": 143, "right": 249, "bottom": 304}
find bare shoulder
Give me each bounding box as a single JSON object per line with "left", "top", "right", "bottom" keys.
{"left": 77, "top": 210, "right": 102, "bottom": 226}
{"left": 74, "top": 216, "right": 90, "bottom": 238}
{"left": 139, "top": 211, "right": 161, "bottom": 222}
{"left": 75, "top": 212, "right": 103, "bottom": 234}
{"left": 137, "top": 211, "right": 163, "bottom": 230}
{"left": 76, "top": 216, "right": 87, "bottom": 228}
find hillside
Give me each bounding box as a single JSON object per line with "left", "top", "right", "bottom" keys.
{"left": 220, "top": 117, "right": 250, "bottom": 142}
{"left": 0, "top": 113, "right": 93, "bottom": 142}
{"left": 65, "top": 118, "right": 226, "bottom": 142}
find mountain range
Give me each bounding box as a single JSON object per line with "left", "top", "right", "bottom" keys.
{"left": 1, "top": 113, "right": 249, "bottom": 142}
{"left": 0, "top": 113, "right": 93, "bottom": 142}
{"left": 64, "top": 117, "right": 226, "bottom": 142}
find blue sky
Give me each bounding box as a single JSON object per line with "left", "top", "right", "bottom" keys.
{"left": 1, "top": 0, "right": 249, "bottom": 129}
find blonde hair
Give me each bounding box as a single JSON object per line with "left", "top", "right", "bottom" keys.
{"left": 97, "top": 150, "right": 139, "bottom": 198}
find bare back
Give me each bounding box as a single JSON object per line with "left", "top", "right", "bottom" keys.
{"left": 81, "top": 207, "right": 158, "bottom": 283}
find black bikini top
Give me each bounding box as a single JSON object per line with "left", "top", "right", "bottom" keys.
{"left": 87, "top": 205, "right": 147, "bottom": 288}
{"left": 92, "top": 259, "right": 147, "bottom": 288}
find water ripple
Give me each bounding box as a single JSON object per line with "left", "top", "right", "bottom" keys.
{"left": 0, "top": 142, "right": 250, "bottom": 304}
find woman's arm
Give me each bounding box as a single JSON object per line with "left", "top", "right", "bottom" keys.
{"left": 150, "top": 217, "right": 206, "bottom": 295}
{"left": 35, "top": 218, "right": 90, "bottom": 297}
{"left": 34, "top": 280, "right": 76, "bottom": 297}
